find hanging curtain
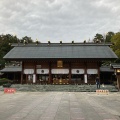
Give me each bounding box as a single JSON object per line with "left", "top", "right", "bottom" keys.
{"left": 37, "top": 69, "right": 49, "bottom": 74}
{"left": 71, "top": 69, "right": 84, "bottom": 74}
{"left": 51, "top": 69, "right": 69, "bottom": 74}
{"left": 87, "top": 69, "right": 98, "bottom": 74}
{"left": 24, "top": 69, "right": 34, "bottom": 74}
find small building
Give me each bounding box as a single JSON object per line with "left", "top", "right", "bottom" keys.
{"left": 0, "top": 65, "right": 21, "bottom": 84}
{"left": 100, "top": 66, "right": 116, "bottom": 84}
{"left": 111, "top": 64, "right": 120, "bottom": 90}
{"left": 2, "top": 42, "right": 118, "bottom": 85}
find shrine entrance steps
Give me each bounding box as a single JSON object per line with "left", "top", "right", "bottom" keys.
{"left": 1, "top": 84, "right": 118, "bottom": 92}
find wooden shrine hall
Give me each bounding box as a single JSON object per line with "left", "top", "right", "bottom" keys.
{"left": 3, "top": 42, "right": 118, "bottom": 85}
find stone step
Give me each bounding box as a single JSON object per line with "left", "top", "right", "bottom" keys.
{"left": 0, "top": 84, "right": 118, "bottom": 92}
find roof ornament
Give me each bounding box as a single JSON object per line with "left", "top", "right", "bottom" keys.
{"left": 23, "top": 40, "right": 26, "bottom": 45}
{"left": 72, "top": 41, "right": 74, "bottom": 44}
{"left": 48, "top": 41, "right": 50, "bottom": 45}
{"left": 36, "top": 39, "right": 39, "bottom": 45}
{"left": 60, "top": 41, "right": 62, "bottom": 45}
{"left": 96, "top": 39, "right": 99, "bottom": 43}
{"left": 83, "top": 40, "right": 86, "bottom": 43}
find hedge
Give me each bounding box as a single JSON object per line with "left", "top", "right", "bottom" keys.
{"left": 0, "top": 78, "right": 12, "bottom": 86}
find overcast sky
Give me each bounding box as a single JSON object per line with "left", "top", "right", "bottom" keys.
{"left": 0, "top": 0, "right": 120, "bottom": 43}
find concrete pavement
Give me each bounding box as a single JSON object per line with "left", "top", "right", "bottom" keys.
{"left": 0, "top": 92, "right": 120, "bottom": 120}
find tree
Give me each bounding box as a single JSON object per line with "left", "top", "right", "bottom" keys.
{"left": 105, "top": 32, "right": 115, "bottom": 43}
{"left": 21, "top": 36, "right": 33, "bottom": 43}
{"left": 93, "top": 33, "right": 104, "bottom": 43}
{"left": 0, "top": 34, "right": 34, "bottom": 68}
{"left": 111, "top": 32, "right": 120, "bottom": 59}
{"left": 0, "top": 34, "right": 18, "bottom": 68}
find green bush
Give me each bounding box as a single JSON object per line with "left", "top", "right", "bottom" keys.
{"left": 113, "top": 81, "right": 117, "bottom": 85}
{"left": 0, "top": 78, "right": 12, "bottom": 86}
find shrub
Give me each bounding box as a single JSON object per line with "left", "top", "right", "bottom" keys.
{"left": 0, "top": 78, "right": 12, "bottom": 86}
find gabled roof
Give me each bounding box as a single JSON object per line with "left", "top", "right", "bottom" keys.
{"left": 3, "top": 43, "right": 118, "bottom": 60}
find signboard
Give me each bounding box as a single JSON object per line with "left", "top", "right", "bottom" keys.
{"left": 4, "top": 88, "right": 16, "bottom": 93}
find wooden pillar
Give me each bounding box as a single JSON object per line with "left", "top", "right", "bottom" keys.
{"left": 21, "top": 62, "right": 24, "bottom": 84}
{"left": 49, "top": 62, "right": 52, "bottom": 84}
{"left": 69, "top": 62, "right": 71, "bottom": 84}
{"left": 6, "top": 73, "right": 8, "bottom": 79}
{"left": 97, "top": 62, "right": 100, "bottom": 84}
{"left": 97, "top": 62, "right": 100, "bottom": 77}
{"left": 84, "top": 62, "right": 87, "bottom": 84}
{"left": 14, "top": 72, "right": 15, "bottom": 81}
{"left": 34, "top": 62, "right": 37, "bottom": 84}
{"left": 117, "top": 75, "right": 120, "bottom": 91}
{"left": 26, "top": 74, "right": 28, "bottom": 84}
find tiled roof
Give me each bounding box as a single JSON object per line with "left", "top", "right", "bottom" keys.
{"left": 100, "top": 66, "right": 114, "bottom": 72}
{"left": 3, "top": 44, "right": 118, "bottom": 60}
{"left": 0, "top": 66, "right": 21, "bottom": 72}
{"left": 111, "top": 64, "right": 120, "bottom": 69}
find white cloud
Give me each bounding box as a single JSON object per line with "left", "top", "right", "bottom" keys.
{"left": 0, "top": 0, "right": 120, "bottom": 42}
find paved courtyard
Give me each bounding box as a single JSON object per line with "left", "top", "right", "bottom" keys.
{"left": 0, "top": 92, "right": 120, "bottom": 120}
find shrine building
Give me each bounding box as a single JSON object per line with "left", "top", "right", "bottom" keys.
{"left": 3, "top": 42, "right": 118, "bottom": 85}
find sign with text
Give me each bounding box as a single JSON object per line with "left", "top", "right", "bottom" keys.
{"left": 4, "top": 88, "right": 16, "bottom": 93}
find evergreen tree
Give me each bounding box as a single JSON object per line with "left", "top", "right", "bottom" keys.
{"left": 0, "top": 34, "right": 34, "bottom": 68}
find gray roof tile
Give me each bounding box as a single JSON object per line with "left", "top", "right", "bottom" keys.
{"left": 3, "top": 45, "right": 118, "bottom": 59}
{"left": 1, "top": 66, "right": 21, "bottom": 72}
{"left": 100, "top": 66, "right": 114, "bottom": 72}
